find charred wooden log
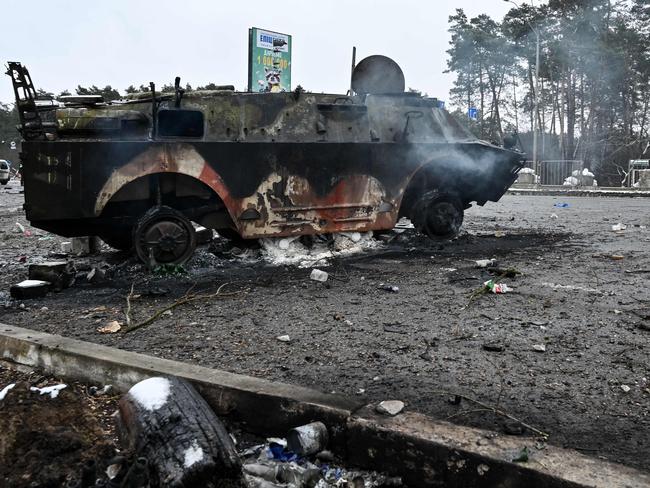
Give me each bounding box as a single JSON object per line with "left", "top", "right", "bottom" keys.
{"left": 117, "top": 376, "right": 243, "bottom": 488}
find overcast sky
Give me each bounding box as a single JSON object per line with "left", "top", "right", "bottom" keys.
{"left": 1, "top": 0, "right": 513, "bottom": 105}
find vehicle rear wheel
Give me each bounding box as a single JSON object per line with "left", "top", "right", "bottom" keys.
{"left": 133, "top": 206, "right": 196, "bottom": 265}
{"left": 411, "top": 191, "right": 464, "bottom": 240}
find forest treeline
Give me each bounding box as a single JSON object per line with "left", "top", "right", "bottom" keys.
{"left": 446, "top": 0, "right": 650, "bottom": 184}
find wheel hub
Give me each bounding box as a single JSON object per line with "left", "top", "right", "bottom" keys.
{"left": 133, "top": 207, "right": 197, "bottom": 265}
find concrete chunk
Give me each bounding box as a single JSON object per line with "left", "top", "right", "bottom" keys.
{"left": 10, "top": 280, "right": 51, "bottom": 299}
{"left": 28, "top": 261, "right": 75, "bottom": 291}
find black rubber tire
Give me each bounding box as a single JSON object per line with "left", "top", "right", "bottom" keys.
{"left": 411, "top": 191, "right": 464, "bottom": 240}
{"left": 133, "top": 206, "right": 196, "bottom": 265}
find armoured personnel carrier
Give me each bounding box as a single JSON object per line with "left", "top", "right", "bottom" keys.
{"left": 6, "top": 57, "right": 523, "bottom": 265}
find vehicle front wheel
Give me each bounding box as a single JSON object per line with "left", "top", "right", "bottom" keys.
{"left": 133, "top": 206, "right": 196, "bottom": 265}
{"left": 410, "top": 191, "right": 464, "bottom": 240}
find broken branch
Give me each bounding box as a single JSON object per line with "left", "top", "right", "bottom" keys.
{"left": 433, "top": 390, "right": 549, "bottom": 438}
{"left": 122, "top": 283, "right": 243, "bottom": 334}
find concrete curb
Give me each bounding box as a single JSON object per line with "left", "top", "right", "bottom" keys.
{"left": 1, "top": 324, "right": 648, "bottom": 487}
{"left": 507, "top": 187, "right": 650, "bottom": 197}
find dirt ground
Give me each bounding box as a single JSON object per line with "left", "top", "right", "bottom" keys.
{"left": 0, "top": 180, "right": 648, "bottom": 472}
{"left": 0, "top": 362, "right": 119, "bottom": 487}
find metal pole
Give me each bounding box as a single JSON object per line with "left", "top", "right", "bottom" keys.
{"left": 533, "top": 29, "right": 540, "bottom": 178}
{"left": 350, "top": 46, "right": 356, "bottom": 95}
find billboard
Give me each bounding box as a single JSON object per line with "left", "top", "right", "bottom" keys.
{"left": 248, "top": 27, "right": 292, "bottom": 93}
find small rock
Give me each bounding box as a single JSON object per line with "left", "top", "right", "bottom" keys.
{"left": 475, "top": 258, "right": 497, "bottom": 268}
{"left": 447, "top": 395, "right": 462, "bottom": 405}
{"left": 376, "top": 400, "right": 405, "bottom": 416}
{"left": 532, "top": 344, "right": 546, "bottom": 352}
{"left": 620, "top": 384, "right": 631, "bottom": 393}
{"left": 378, "top": 284, "right": 399, "bottom": 293}
{"left": 483, "top": 342, "right": 505, "bottom": 352}
{"left": 276, "top": 335, "right": 291, "bottom": 343}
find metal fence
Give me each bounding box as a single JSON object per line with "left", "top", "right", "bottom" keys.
{"left": 538, "top": 160, "right": 584, "bottom": 186}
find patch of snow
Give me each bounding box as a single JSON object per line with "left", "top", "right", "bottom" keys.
{"left": 30, "top": 384, "right": 67, "bottom": 399}
{"left": 183, "top": 440, "right": 204, "bottom": 468}
{"left": 16, "top": 279, "right": 50, "bottom": 288}
{"left": 582, "top": 168, "right": 595, "bottom": 177}
{"left": 519, "top": 167, "right": 535, "bottom": 174}
{"left": 0, "top": 383, "right": 16, "bottom": 400}
{"left": 563, "top": 176, "right": 579, "bottom": 186}
{"left": 260, "top": 232, "right": 382, "bottom": 268}
{"left": 128, "top": 377, "right": 171, "bottom": 411}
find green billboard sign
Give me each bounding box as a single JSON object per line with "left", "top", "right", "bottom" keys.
{"left": 248, "top": 27, "right": 292, "bottom": 93}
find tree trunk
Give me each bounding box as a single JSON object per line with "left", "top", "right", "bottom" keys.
{"left": 117, "top": 377, "right": 243, "bottom": 488}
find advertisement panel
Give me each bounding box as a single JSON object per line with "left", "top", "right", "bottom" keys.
{"left": 248, "top": 27, "right": 292, "bottom": 93}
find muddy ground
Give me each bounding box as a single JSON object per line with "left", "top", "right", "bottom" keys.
{"left": 0, "top": 180, "right": 648, "bottom": 471}
{"left": 0, "top": 362, "right": 119, "bottom": 487}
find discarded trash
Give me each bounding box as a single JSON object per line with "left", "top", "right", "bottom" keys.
{"left": 484, "top": 280, "right": 512, "bottom": 294}
{"left": 60, "top": 241, "right": 73, "bottom": 253}
{"left": 475, "top": 258, "right": 497, "bottom": 268}
{"left": 512, "top": 446, "right": 530, "bottom": 463}
{"left": 620, "top": 384, "right": 631, "bottom": 393}
{"left": 494, "top": 230, "right": 506, "bottom": 238}
{"left": 532, "top": 344, "right": 546, "bottom": 353}
{"left": 0, "top": 383, "right": 16, "bottom": 401}
{"left": 97, "top": 321, "right": 122, "bottom": 334}
{"left": 378, "top": 284, "right": 399, "bottom": 293}
{"left": 610, "top": 254, "right": 625, "bottom": 260}
{"left": 553, "top": 203, "right": 570, "bottom": 208}
{"left": 612, "top": 223, "right": 627, "bottom": 232}
{"left": 550, "top": 213, "right": 558, "bottom": 219}
{"left": 310, "top": 269, "right": 329, "bottom": 282}
{"left": 30, "top": 384, "right": 67, "bottom": 399}
{"left": 287, "top": 421, "right": 329, "bottom": 456}
{"left": 375, "top": 400, "right": 405, "bottom": 416}
{"left": 10, "top": 279, "right": 51, "bottom": 299}
{"left": 14, "top": 222, "right": 31, "bottom": 236}
{"left": 276, "top": 335, "right": 291, "bottom": 343}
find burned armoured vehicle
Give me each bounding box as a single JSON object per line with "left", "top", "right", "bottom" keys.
{"left": 6, "top": 57, "right": 523, "bottom": 264}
